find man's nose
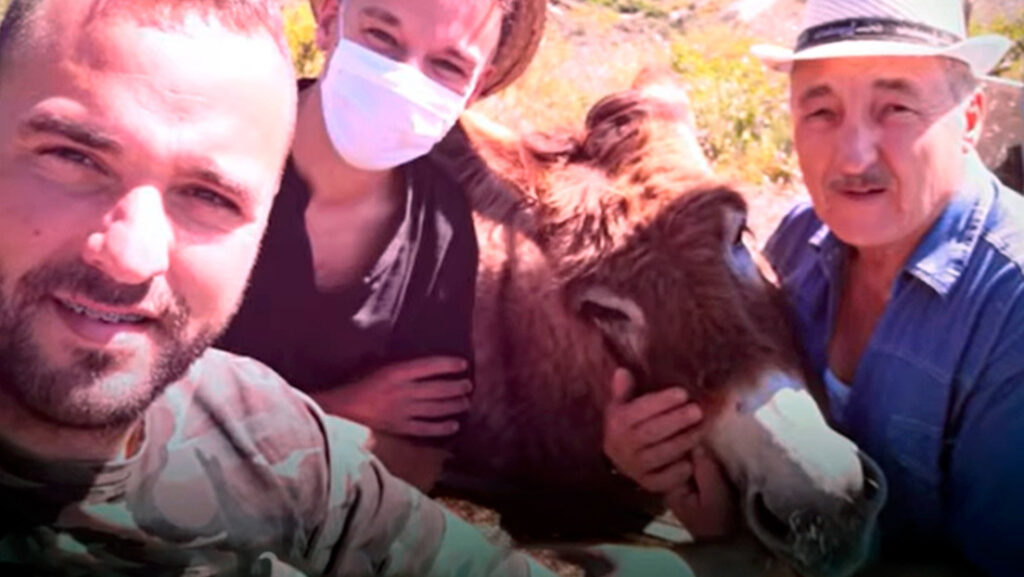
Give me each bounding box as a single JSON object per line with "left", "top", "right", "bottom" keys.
{"left": 835, "top": 118, "right": 880, "bottom": 175}
{"left": 82, "top": 186, "right": 173, "bottom": 285}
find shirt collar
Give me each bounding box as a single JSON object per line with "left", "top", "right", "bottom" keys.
{"left": 0, "top": 417, "right": 149, "bottom": 500}
{"left": 809, "top": 216, "right": 847, "bottom": 286}
{"left": 807, "top": 155, "right": 997, "bottom": 297}
{"left": 903, "top": 156, "right": 995, "bottom": 296}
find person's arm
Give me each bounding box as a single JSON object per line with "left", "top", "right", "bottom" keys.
{"left": 304, "top": 409, "right": 555, "bottom": 577}
{"left": 944, "top": 311, "right": 1024, "bottom": 576}
{"left": 311, "top": 408, "right": 699, "bottom": 577}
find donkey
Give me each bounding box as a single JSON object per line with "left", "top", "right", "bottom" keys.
{"left": 434, "top": 71, "right": 887, "bottom": 577}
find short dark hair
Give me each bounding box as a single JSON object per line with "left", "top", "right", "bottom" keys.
{"left": 0, "top": 0, "right": 40, "bottom": 75}
{"left": 0, "top": 0, "right": 288, "bottom": 77}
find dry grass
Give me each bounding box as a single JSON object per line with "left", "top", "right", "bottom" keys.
{"left": 473, "top": 3, "right": 678, "bottom": 131}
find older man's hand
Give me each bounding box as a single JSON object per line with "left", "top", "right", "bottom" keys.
{"left": 665, "top": 446, "right": 740, "bottom": 538}
{"left": 602, "top": 368, "right": 705, "bottom": 494}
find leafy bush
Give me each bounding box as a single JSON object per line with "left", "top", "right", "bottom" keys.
{"left": 580, "top": 0, "right": 670, "bottom": 19}
{"left": 283, "top": 1, "right": 324, "bottom": 78}
{"left": 472, "top": 11, "right": 677, "bottom": 131}
{"left": 670, "top": 25, "right": 797, "bottom": 185}
{"left": 972, "top": 13, "right": 1024, "bottom": 81}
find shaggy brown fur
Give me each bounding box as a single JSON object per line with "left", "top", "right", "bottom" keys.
{"left": 435, "top": 71, "right": 807, "bottom": 535}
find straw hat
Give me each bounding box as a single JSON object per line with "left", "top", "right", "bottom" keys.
{"left": 308, "top": 0, "right": 547, "bottom": 97}
{"left": 751, "top": 0, "right": 1012, "bottom": 77}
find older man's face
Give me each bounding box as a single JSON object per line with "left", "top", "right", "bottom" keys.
{"left": 791, "top": 56, "right": 979, "bottom": 253}
{"left": 0, "top": 8, "right": 296, "bottom": 429}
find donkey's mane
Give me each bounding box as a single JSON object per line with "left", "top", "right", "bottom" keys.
{"left": 437, "top": 69, "right": 741, "bottom": 276}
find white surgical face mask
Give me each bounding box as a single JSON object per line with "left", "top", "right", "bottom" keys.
{"left": 320, "top": 38, "right": 476, "bottom": 171}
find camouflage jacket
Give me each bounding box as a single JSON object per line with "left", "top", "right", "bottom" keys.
{"left": 0, "top": 349, "right": 555, "bottom": 577}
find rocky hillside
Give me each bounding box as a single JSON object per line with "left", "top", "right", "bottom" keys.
{"left": 472, "top": 0, "right": 1022, "bottom": 237}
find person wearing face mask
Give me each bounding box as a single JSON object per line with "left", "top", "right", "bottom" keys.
{"left": 215, "top": 0, "right": 546, "bottom": 492}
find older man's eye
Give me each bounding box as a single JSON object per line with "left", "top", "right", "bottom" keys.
{"left": 181, "top": 186, "right": 240, "bottom": 214}
{"left": 805, "top": 108, "right": 836, "bottom": 122}
{"left": 881, "top": 103, "right": 916, "bottom": 118}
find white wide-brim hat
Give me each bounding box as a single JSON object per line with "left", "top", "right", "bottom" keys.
{"left": 751, "top": 0, "right": 1012, "bottom": 77}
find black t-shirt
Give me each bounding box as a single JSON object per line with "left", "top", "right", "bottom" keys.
{"left": 216, "top": 152, "right": 477, "bottom": 392}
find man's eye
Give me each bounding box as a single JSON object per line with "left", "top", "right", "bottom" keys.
{"left": 805, "top": 108, "right": 836, "bottom": 121}
{"left": 733, "top": 222, "right": 751, "bottom": 247}
{"left": 365, "top": 27, "right": 398, "bottom": 49}
{"left": 432, "top": 58, "right": 468, "bottom": 79}
{"left": 39, "top": 146, "right": 105, "bottom": 173}
{"left": 882, "top": 103, "right": 915, "bottom": 117}
{"left": 182, "top": 186, "right": 240, "bottom": 214}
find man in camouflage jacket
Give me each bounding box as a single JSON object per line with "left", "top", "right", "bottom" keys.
{"left": 0, "top": 1, "right": 557, "bottom": 575}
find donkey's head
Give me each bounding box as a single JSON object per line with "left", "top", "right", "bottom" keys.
{"left": 449, "top": 70, "right": 886, "bottom": 576}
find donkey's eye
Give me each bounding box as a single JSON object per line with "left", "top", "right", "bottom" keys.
{"left": 578, "top": 300, "right": 631, "bottom": 324}
{"left": 733, "top": 222, "right": 751, "bottom": 247}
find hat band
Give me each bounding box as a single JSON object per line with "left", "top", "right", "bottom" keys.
{"left": 796, "top": 17, "right": 962, "bottom": 52}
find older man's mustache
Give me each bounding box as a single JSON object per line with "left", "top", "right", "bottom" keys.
{"left": 828, "top": 166, "right": 892, "bottom": 193}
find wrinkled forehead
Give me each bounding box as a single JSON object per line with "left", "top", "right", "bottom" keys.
{"left": 789, "top": 55, "right": 952, "bottom": 101}
{"left": 2, "top": 2, "right": 296, "bottom": 214}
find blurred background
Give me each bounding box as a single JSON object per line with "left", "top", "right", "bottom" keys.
{"left": 277, "top": 0, "right": 1022, "bottom": 237}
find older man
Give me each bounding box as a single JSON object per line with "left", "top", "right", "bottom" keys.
{"left": 0, "top": 1, "right": 567, "bottom": 575}
{"left": 604, "top": 0, "right": 1023, "bottom": 574}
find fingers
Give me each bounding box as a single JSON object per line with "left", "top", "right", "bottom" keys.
{"left": 631, "top": 403, "right": 703, "bottom": 447}
{"left": 398, "top": 419, "right": 461, "bottom": 438}
{"left": 690, "top": 447, "right": 732, "bottom": 502}
{"left": 638, "top": 458, "right": 695, "bottom": 494}
{"left": 609, "top": 368, "right": 636, "bottom": 407}
{"left": 409, "top": 379, "right": 473, "bottom": 400}
{"left": 634, "top": 427, "right": 704, "bottom": 473}
{"left": 603, "top": 372, "right": 705, "bottom": 494}
{"left": 668, "top": 448, "right": 739, "bottom": 538}
{"left": 381, "top": 356, "right": 468, "bottom": 383}
{"left": 619, "top": 386, "right": 693, "bottom": 429}
{"left": 410, "top": 396, "right": 472, "bottom": 419}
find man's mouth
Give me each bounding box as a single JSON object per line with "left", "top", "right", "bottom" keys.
{"left": 53, "top": 296, "right": 151, "bottom": 325}
{"left": 840, "top": 187, "right": 886, "bottom": 196}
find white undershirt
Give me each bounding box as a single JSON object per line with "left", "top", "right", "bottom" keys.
{"left": 823, "top": 368, "right": 851, "bottom": 420}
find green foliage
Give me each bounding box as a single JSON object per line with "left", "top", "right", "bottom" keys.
{"left": 972, "top": 13, "right": 1024, "bottom": 81}
{"left": 283, "top": 1, "right": 323, "bottom": 78}
{"left": 670, "top": 25, "right": 798, "bottom": 186}
{"left": 580, "top": 0, "right": 669, "bottom": 19}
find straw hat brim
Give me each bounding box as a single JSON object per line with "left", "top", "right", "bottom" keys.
{"left": 479, "top": 0, "right": 548, "bottom": 97}
{"left": 752, "top": 34, "right": 1013, "bottom": 77}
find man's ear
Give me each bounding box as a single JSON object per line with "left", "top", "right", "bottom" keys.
{"left": 963, "top": 88, "right": 986, "bottom": 152}
{"left": 308, "top": 0, "right": 324, "bottom": 19}
{"left": 314, "top": 0, "right": 342, "bottom": 54}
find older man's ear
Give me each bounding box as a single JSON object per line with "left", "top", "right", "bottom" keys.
{"left": 963, "top": 89, "right": 986, "bottom": 153}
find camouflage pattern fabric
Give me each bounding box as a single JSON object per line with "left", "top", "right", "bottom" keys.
{"left": 0, "top": 349, "right": 556, "bottom": 577}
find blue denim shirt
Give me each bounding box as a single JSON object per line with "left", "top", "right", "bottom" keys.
{"left": 765, "top": 158, "right": 1024, "bottom": 576}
